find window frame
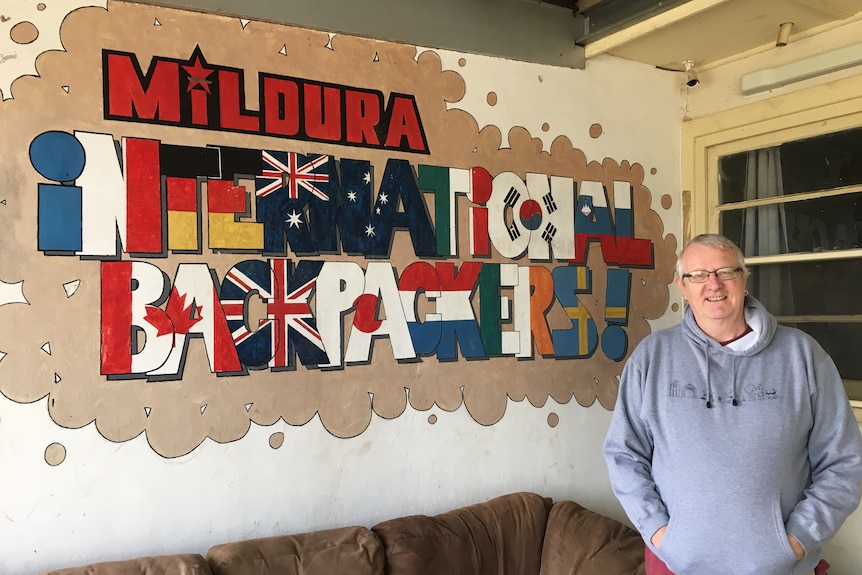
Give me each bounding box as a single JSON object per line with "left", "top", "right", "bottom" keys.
{"left": 682, "top": 73, "right": 862, "bottom": 422}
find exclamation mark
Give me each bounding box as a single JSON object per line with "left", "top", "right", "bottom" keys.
{"left": 602, "top": 268, "right": 631, "bottom": 361}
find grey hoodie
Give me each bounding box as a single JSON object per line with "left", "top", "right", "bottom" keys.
{"left": 603, "top": 296, "right": 862, "bottom": 575}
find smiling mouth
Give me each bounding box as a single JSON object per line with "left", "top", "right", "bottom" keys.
{"left": 706, "top": 296, "right": 727, "bottom": 302}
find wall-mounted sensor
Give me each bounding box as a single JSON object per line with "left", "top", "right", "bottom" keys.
{"left": 683, "top": 60, "right": 699, "bottom": 88}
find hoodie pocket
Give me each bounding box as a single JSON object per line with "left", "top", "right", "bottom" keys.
{"left": 658, "top": 489, "right": 797, "bottom": 575}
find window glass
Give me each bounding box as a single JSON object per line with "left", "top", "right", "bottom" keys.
{"left": 720, "top": 193, "right": 862, "bottom": 256}
{"left": 719, "top": 126, "right": 862, "bottom": 205}
{"left": 748, "top": 259, "right": 862, "bottom": 316}
{"left": 788, "top": 322, "right": 862, "bottom": 382}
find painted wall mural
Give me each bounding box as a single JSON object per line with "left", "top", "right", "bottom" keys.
{"left": 0, "top": 1, "right": 677, "bottom": 457}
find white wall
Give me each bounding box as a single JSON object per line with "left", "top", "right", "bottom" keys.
{"left": 1, "top": 392, "right": 617, "bottom": 571}
{"left": 0, "top": 51, "right": 684, "bottom": 574}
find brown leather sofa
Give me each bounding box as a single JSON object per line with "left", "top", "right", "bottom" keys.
{"left": 41, "top": 492, "right": 646, "bottom": 575}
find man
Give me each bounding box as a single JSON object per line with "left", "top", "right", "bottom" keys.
{"left": 603, "top": 233, "right": 862, "bottom": 575}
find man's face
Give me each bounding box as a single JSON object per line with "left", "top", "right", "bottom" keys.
{"left": 674, "top": 243, "right": 747, "bottom": 326}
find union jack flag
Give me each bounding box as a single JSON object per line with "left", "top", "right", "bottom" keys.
{"left": 222, "top": 264, "right": 274, "bottom": 346}
{"left": 267, "top": 259, "right": 328, "bottom": 368}
{"left": 219, "top": 260, "right": 276, "bottom": 369}
{"left": 257, "top": 150, "right": 330, "bottom": 201}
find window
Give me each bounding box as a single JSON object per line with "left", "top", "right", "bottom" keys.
{"left": 683, "top": 74, "right": 862, "bottom": 414}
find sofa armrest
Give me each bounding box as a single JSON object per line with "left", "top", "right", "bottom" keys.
{"left": 372, "top": 492, "right": 551, "bottom": 575}
{"left": 539, "top": 501, "right": 646, "bottom": 575}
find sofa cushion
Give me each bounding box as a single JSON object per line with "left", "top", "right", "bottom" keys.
{"left": 539, "top": 500, "right": 646, "bottom": 575}
{"left": 205, "top": 526, "right": 384, "bottom": 575}
{"left": 372, "top": 492, "right": 551, "bottom": 575}
{"left": 38, "top": 554, "right": 212, "bottom": 575}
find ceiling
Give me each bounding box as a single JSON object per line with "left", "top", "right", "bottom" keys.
{"left": 574, "top": 0, "right": 862, "bottom": 71}
{"left": 135, "top": 0, "right": 862, "bottom": 71}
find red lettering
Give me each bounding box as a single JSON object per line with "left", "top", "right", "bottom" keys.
{"left": 166, "top": 177, "right": 197, "bottom": 212}
{"left": 207, "top": 180, "right": 246, "bottom": 213}
{"left": 100, "top": 262, "right": 133, "bottom": 375}
{"left": 399, "top": 261, "right": 440, "bottom": 293}
{"left": 218, "top": 70, "right": 259, "bottom": 132}
{"left": 345, "top": 90, "right": 381, "bottom": 146}
{"left": 304, "top": 83, "right": 342, "bottom": 141}
{"left": 385, "top": 95, "right": 427, "bottom": 152}
{"left": 470, "top": 167, "right": 492, "bottom": 257}
{"left": 124, "top": 138, "right": 163, "bottom": 254}
{"left": 471, "top": 207, "right": 490, "bottom": 257}
{"left": 470, "top": 167, "right": 493, "bottom": 204}
{"left": 102, "top": 49, "right": 430, "bottom": 154}
{"left": 263, "top": 77, "right": 300, "bottom": 136}
{"left": 573, "top": 234, "right": 653, "bottom": 266}
{"left": 190, "top": 89, "right": 208, "bottom": 125}
{"left": 106, "top": 53, "right": 180, "bottom": 122}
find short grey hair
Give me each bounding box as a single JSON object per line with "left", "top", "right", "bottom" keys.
{"left": 675, "top": 234, "right": 749, "bottom": 279}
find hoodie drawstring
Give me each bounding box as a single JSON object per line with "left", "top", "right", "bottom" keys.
{"left": 705, "top": 345, "right": 741, "bottom": 408}
{"left": 731, "top": 354, "right": 740, "bottom": 406}
{"left": 705, "top": 344, "right": 712, "bottom": 408}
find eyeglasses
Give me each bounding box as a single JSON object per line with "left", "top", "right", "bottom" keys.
{"left": 681, "top": 267, "right": 742, "bottom": 283}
